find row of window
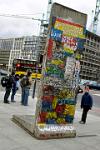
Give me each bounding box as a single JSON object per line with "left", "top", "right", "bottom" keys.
{"left": 86, "top": 40, "right": 100, "bottom": 48}
{"left": 81, "top": 61, "right": 100, "bottom": 68}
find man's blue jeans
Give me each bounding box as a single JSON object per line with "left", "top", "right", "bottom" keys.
{"left": 21, "top": 87, "right": 30, "bottom": 106}
{"left": 11, "top": 89, "right": 17, "bottom": 102}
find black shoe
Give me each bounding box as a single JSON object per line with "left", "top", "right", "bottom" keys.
{"left": 4, "top": 101, "right": 10, "bottom": 104}
{"left": 11, "top": 100, "right": 16, "bottom": 103}
{"left": 79, "top": 121, "right": 85, "bottom": 124}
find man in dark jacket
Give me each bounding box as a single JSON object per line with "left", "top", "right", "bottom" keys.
{"left": 79, "top": 86, "right": 93, "bottom": 124}
{"left": 4, "top": 71, "right": 15, "bottom": 104}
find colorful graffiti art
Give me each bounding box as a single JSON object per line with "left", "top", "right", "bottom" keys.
{"left": 35, "top": 16, "right": 85, "bottom": 126}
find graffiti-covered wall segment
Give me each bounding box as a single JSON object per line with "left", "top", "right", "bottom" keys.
{"left": 36, "top": 17, "right": 85, "bottom": 125}
{"left": 34, "top": 14, "right": 86, "bottom": 139}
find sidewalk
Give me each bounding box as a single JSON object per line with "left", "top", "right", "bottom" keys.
{"left": 0, "top": 91, "right": 100, "bottom": 150}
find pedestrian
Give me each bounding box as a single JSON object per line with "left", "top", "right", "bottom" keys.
{"left": 79, "top": 85, "right": 93, "bottom": 124}
{"left": 11, "top": 74, "right": 20, "bottom": 102}
{"left": 4, "top": 71, "right": 15, "bottom": 104}
{"left": 20, "top": 70, "right": 32, "bottom": 106}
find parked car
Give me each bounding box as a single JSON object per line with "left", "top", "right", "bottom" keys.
{"left": 88, "top": 83, "right": 100, "bottom": 90}
{"left": 0, "top": 69, "right": 8, "bottom": 76}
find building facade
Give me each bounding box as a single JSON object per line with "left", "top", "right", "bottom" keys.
{"left": 8, "top": 37, "right": 24, "bottom": 71}
{"left": 0, "top": 36, "right": 42, "bottom": 72}
{"left": 0, "top": 38, "right": 14, "bottom": 70}
{"left": 80, "top": 30, "right": 100, "bottom": 82}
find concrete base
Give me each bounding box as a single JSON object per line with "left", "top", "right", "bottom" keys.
{"left": 12, "top": 115, "right": 76, "bottom": 139}
{"left": 34, "top": 124, "right": 76, "bottom": 139}
{"left": 12, "top": 115, "right": 35, "bottom": 135}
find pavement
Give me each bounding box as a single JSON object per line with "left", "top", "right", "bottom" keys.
{"left": 0, "top": 89, "right": 100, "bottom": 150}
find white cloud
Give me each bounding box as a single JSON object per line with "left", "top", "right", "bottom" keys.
{"left": 0, "top": 0, "right": 99, "bottom": 38}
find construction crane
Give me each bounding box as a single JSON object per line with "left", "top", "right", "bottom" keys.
{"left": 37, "top": 0, "right": 53, "bottom": 60}
{"left": 92, "top": 0, "right": 100, "bottom": 34}
{"left": 46, "top": 0, "right": 53, "bottom": 23}
{"left": 0, "top": 13, "right": 46, "bottom": 22}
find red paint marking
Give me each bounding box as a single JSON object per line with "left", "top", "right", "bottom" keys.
{"left": 56, "top": 18, "right": 83, "bottom": 28}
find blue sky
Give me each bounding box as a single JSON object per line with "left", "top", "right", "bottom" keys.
{"left": 0, "top": 0, "right": 99, "bottom": 38}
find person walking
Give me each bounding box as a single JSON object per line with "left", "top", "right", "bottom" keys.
{"left": 11, "top": 74, "right": 20, "bottom": 102}
{"left": 20, "top": 70, "right": 32, "bottom": 106}
{"left": 79, "top": 85, "right": 93, "bottom": 124}
{"left": 4, "top": 71, "right": 15, "bottom": 104}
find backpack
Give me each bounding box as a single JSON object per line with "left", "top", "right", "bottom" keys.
{"left": 1, "top": 76, "right": 9, "bottom": 87}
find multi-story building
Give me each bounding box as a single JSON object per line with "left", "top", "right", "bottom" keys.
{"left": 0, "top": 36, "right": 43, "bottom": 72}
{"left": 8, "top": 37, "right": 24, "bottom": 71}
{"left": 80, "top": 30, "right": 100, "bottom": 82}
{"left": 21, "top": 36, "right": 39, "bottom": 61}
{"left": 0, "top": 38, "right": 14, "bottom": 70}
{"left": 0, "top": 37, "right": 24, "bottom": 71}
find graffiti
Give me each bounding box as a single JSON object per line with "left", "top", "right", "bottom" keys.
{"left": 56, "top": 118, "right": 66, "bottom": 124}
{"left": 57, "top": 99, "right": 75, "bottom": 105}
{"left": 36, "top": 99, "right": 75, "bottom": 125}
{"left": 35, "top": 16, "right": 85, "bottom": 125}
{"left": 43, "top": 76, "right": 74, "bottom": 89}
{"left": 63, "top": 105, "right": 75, "bottom": 116}
{"left": 43, "top": 77, "right": 63, "bottom": 89}
{"left": 50, "top": 28, "right": 62, "bottom": 42}
{"left": 52, "top": 96, "right": 58, "bottom": 109}
{"left": 45, "top": 64, "right": 64, "bottom": 79}
{"left": 65, "top": 115, "right": 74, "bottom": 123}
{"left": 63, "top": 46, "right": 74, "bottom": 56}
{"left": 46, "top": 112, "right": 57, "bottom": 119}
{"left": 51, "top": 59, "right": 64, "bottom": 66}
{"left": 46, "top": 60, "right": 65, "bottom": 71}
{"left": 37, "top": 124, "right": 75, "bottom": 132}
{"left": 75, "top": 60, "right": 80, "bottom": 72}
{"left": 74, "top": 60, "right": 80, "bottom": 86}
{"left": 41, "top": 101, "right": 53, "bottom": 112}
{"left": 55, "top": 104, "right": 65, "bottom": 114}
{"left": 38, "top": 112, "right": 47, "bottom": 123}
{"left": 75, "top": 52, "right": 81, "bottom": 60}
{"left": 52, "top": 51, "right": 66, "bottom": 60}
{"left": 54, "top": 18, "right": 85, "bottom": 38}
{"left": 47, "top": 38, "right": 53, "bottom": 59}
{"left": 43, "top": 85, "right": 54, "bottom": 95}
{"left": 39, "top": 101, "right": 75, "bottom": 124}
{"left": 57, "top": 89, "right": 75, "bottom": 99}
{"left": 62, "top": 36, "right": 77, "bottom": 51}
{"left": 52, "top": 41, "right": 63, "bottom": 53}
{"left": 62, "top": 36, "right": 85, "bottom": 52}
{"left": 42, "top": 95, "right": 54, "bottom": 102}
{"left": 64, "top": 57, "right": 75, "bottom": 79}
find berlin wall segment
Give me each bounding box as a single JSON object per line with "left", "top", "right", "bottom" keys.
{"left": 34, "top": 3, "right": 87, "bottom": 139}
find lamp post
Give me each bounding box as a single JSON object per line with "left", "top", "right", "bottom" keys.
{"left": 32, "top": 69, "right": 38, "bottom": 99}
